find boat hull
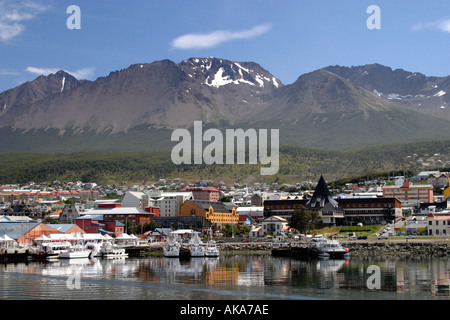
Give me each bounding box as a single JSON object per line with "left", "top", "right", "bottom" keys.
{"left": 29, "top": 253, "right": 60, "bottom": 261}
{"left": 271, "top": 248, "right": 291, "bottom": 257}
{"left": 59, "top": 251, "right": 91, "bottom": 259}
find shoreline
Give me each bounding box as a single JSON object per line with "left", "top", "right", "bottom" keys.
{"left": 142, "top": 239, "right": 450, "bottom": 257}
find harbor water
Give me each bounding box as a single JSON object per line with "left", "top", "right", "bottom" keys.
{"left": 0, "top": 255, "right": 449, "bottom": 300}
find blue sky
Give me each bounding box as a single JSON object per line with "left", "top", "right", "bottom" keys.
{"left": 1, "top": 0, "right": 450, "bottom": 92}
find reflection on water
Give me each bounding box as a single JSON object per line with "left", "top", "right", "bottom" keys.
{"left": 0, "top": 255, "right": 449, "bottom": 300}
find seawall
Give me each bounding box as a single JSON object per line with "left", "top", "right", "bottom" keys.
{"left": 344, "top": 241, "right": 450, "bottom": 257}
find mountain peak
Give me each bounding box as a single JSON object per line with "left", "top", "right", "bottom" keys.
{"left": 178, "top": 57, "right": 282, "bottom": 89}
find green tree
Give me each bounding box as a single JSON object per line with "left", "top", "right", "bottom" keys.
{"left": 288, "top": 205, "right": 319, "bottom": 234}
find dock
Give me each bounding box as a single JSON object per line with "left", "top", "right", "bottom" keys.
{"left": 0, "top": 248, "right": 30, "bottom": 263}
{"left": 124, "top": 245, "right": 151, "bottom": 257}
{"left": 290, "top": 245, "right": 320, "bottom": 259}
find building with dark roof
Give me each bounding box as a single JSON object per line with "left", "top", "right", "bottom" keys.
{"left": 306, "top": 175, "right": 345, "bottom": 225}
{"left": 263, "top": 176, "right": 402, "bottom": 225}
{"left": 180, "top": 200, "right": 238, "bottom": 229}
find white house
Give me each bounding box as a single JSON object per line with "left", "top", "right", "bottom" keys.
{"left": 250, "top": 226, "right": 263, "bottom": 238}
{"left": 427, "top": 213, "right": 450, "bottom": 236}
{"left": 261, "top": 216, "right": 289, "bottom": 236}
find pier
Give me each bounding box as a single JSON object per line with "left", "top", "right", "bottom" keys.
{"left": 0, "top": 248, "right": 30, "bottom": 263}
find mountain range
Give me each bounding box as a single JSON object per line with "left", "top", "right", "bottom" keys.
{"left": 0, "top": 57, "right": 449, "bottom": 152}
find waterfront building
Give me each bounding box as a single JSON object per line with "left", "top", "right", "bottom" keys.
{"left": 83, "top": 207, "right": 153, "bottom": 226}
{"left": 427, "top": 213, "right": 450, "bottom": 236}
{"left": 395, "top": 217, "right": 428, "bottom": 236}
{"left": 337, "top": 197, "right": 402, "bottom": 224}
{"left": 0, "top": 221, "right": 84, "bottom": 245}
{"left": 143, "top": 228, "right": 173, "bottom": 242}
{"left": 180, "top": 200, "right": 238, "bottom": 229}
{"left": 263, "top": 176, "right": 401, "bottom": 225}
{"left": 305, "top": 176, "right": 345, "bottom": 225}
{"left": 75, "top": 214, "right": 125, "bottom": 236}
{"left": 260, "top": 215, "right": 289, "bottom": 236}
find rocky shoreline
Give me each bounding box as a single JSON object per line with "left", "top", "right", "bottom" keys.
{"left": 344, "top": 241, "right": 450, "bottom": 257}
{"left": 143, "top": 240, "right": 450, "bottom": 257}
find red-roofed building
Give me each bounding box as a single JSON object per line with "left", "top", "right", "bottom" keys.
{"left": 178, "top": 186, "right": 220, "bottom": 202}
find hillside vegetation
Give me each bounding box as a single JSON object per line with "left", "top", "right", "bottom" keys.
{"left": 0, "top": 139, "right": 449, "bottom": 185}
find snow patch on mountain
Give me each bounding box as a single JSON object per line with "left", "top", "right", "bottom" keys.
{"left": 61, "top": 77, "right": 66, "bottom": 93}
{"left": 434, "top": 90, "right": 446, "bottom": 97}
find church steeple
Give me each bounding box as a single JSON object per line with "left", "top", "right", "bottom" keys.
{"left": 307, "top": 175, "right": 339, "bottom": 209}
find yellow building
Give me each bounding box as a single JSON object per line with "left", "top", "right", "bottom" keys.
{"left": 180, "top": 200, "right": 238, "bottom": 227}
{"left": 444, "top": 186, "right": 450, "bottom": 200}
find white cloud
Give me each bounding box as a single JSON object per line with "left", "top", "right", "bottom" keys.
{"left": 0, "top": 69, "right": 21, "bottom": 76}
{"left": 26, "top": 66, "right": 95, "bottom": 80}
{"left": 412, "top": 18, "right": 450, "bottom": 33}
{"left": 0, "top": 0, "right": 49, "bottom": 42}
{"left": 171, "top": 23, "right": 272, "bottom": 50}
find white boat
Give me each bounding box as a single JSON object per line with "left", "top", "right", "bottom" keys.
{"left": 85, "top": 242, "right": 103, "bottom": 257}
{"left": 59, "top": 244, "right": 91, "bottom": 259}
{"left": 30, "top": 242, "right": 71, "bottom": 260}
{"left": 100, "top": 243, "right": 128, "bottom": 259}
{"left": 189, "top": 234, "right": 205, "bottom": 257}
{"left": 313, "top": 239, "right": 350, "bottom": 259}
{"left": 163, "top": 234, "right": 180, "bottom": 258}
{"left": 204, "top": 240, "right": 219, "bottom": 257}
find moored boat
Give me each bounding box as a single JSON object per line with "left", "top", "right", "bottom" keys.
{"left": 204, "top": 240, "right": 219, "bottom": 257}
{"left": 59, "top": 244, "right": 91, "bottom": 259}
{"left": 163, "top": 234, "right": 180, "bottom": 258}
{"left": 29, "top": 242, "right": 71, "bottom": 261}
{"left": 313, "top": 239, "right": 350, "bottom": 259}
{"left": 100, "top": 242, "right": 128, "bottom": 259}
{"left": 85, "top": 242, "right": 103, "bottom": 257}
{"left": 189, "top": 234, "right": 205, "bottom": 257}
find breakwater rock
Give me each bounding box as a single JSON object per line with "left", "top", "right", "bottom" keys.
{"left": 217, "top": 243, "right": 272, "bottom": 254}
{"left": 345, "top": 242, "right": 450, "bottom": 257}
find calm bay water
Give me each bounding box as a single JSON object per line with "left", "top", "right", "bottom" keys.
{"left": 0, "top": 255, "right": 449, "bottom": 300}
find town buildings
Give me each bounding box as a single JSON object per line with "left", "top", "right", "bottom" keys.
{"left": 178, "top": 186, "right": 221, "bottom": 202}
{"left": 382, "top": 179, "right": 434, "bottom": 204}
{"left": 75, "top": 214, "right": 125, "bottom": 236}
{"left": 427, "top": 172, "right": 450, "bottom": 188}
{"left": 263, "top": 176, "right": 401, "bottom": 226}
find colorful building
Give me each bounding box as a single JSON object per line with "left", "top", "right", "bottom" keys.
{"left": 444, "top": 187, "right": 450, "bottom": 200}
{"left": 75, "top": 215, "right": 125, "bottom": 236}
{"left": 180, "top": 200, "right": 238, "bottom": 228}
{"left": 0, "top": 221, "right": 85, "bottom": 245}
{"left": 83, "top": 207, "right": 154, "bottom": 226}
